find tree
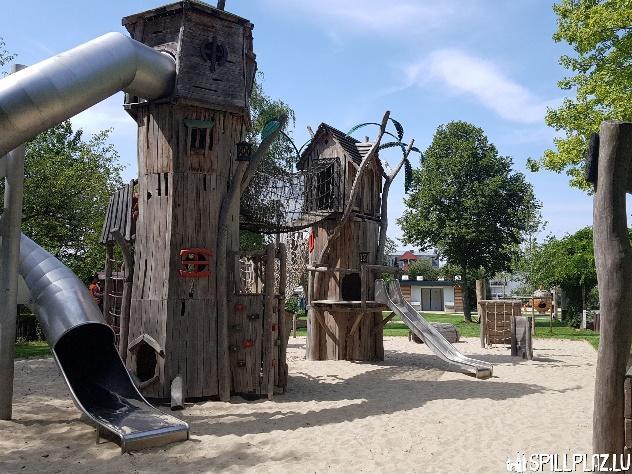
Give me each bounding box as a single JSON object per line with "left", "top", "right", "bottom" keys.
{"left": 399, "top": 121, "right": 537, "bottom": 321}
{"left": 1, "top": 121, "right": 123, "bottom": 283}
{"left": 0, "top": 37, "right": 15, "bottom": 74}
{"left": 407, "top": 259, "right": 441, "bottom": 280}
{"left": 240, "top": 72, "right": 295, "bottom": 250}
{"left": 382, "top": 236, "right": 398, "bottom": 265}
{"left": 517, "top": 226, "right": 598, "bottom": 326}
{"left": 528, "top": 0, "right": 632, "bottom": 190}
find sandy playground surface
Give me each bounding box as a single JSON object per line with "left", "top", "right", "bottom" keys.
{"left": 0, "top": 336, "right": 595, "bottom": 473}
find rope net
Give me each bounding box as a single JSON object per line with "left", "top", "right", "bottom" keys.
{"left": 240, "top": 157, "right": 342, "bottom": 233}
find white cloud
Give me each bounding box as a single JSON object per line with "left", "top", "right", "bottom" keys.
{"left": 263, "top": 0, "right": 458, "bottom": 34}
{"left": 406, "top": 49, "right": 554, "bottom": 124}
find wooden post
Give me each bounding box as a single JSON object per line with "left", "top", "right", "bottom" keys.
{"left": 263, "top": 243, "right": 275, "bottom": 399}
{"left": 277, "top": 243, "right": 288, "bottom": 390}
{"left": 475, "top": 279, "right": 486, "bottom": 322}
{"left": 593, "top": 121, "right": 632, "bottom": 457}
{"left": 479, "top": 300, "right": 486, "bottom": 348}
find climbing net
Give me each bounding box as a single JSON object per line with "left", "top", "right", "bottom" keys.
{"left": 240, "top": 157, "right": 342, "bottom": 233}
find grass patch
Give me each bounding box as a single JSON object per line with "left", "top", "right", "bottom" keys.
{"left": 15, "top": 341, "right": 50, "bottom": 359}
{"left": 291, "top": 311, "right": 600, "bottom": 349}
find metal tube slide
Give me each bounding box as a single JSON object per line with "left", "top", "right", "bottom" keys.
{"left": 19, "top": 234, "right": 189, "bottom": 451}
{"left": 0, "top": 32, "right": 175, "bottom": 157}
{"left": 375, "top": 279, "right": 493, "bottom": 379}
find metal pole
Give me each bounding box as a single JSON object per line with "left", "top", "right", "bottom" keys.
{"left": 0, "top": 63, "right": 26, "bottom": 420}
{"left": 0, "top": 146, "right": 24, "bottom": 419}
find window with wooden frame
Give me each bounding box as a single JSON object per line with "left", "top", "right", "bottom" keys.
{"left": 184, "top": 119, "right": 214, "bottom": 158}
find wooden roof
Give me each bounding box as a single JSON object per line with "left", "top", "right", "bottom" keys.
{"left": 298, "top": 122, "right": 383, "bottom": 172}
{"left": 122, "top": 0, "right": 252, "bottom": 28}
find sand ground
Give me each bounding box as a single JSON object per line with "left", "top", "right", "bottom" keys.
{"left": 0, "top": 336, "right": 595, "bottom": 473}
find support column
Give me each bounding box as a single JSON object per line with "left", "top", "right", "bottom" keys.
{"left": 0, "top": 64, "right": 27, "bottom": 420}
{"left": 593, "top": 121, "right": 632, "bottom": 456}
{"left": 0, "top": 145, "right": 25, "bottom": 420}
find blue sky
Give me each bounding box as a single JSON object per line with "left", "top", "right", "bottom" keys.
{"left": 1, "top": 0, "right": 596, "bottom": 249}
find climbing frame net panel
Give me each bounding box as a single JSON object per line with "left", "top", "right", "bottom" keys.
{"left": 240, "top": 157, "right": 342, "bottom": 233}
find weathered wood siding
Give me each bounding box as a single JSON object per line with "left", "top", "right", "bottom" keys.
{"left": 308, "top": 217, "right": 384, "bottom": 361}
{"left": 454, "top": 286, "right": 464, "bottom": 313}
{"left": 128, "top": 104, "right": 244, "bottom": 399}
{"left": 123, "top": 1, "right": 256, "bottom": 114}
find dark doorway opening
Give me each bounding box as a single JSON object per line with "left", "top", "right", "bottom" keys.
{"left": 341, "top": 272, "right": 362, "bottom": 300}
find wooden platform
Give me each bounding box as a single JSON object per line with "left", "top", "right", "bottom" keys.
{"left": 310, "top": 300, "right": 388, "bottom": 312}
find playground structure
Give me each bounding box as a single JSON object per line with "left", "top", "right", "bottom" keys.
{"left": 296, "top": 121, "right": 492, "bottom": 378}
{"left": 0, "top": 0, "right": 292, "bottom": 451}
{"left": 478, "top": 300, "right": 533, "bottom": 360}
{"left": 0, "top": 0, "right": 497, "bottom": 453}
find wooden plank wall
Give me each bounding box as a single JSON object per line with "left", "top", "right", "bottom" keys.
{"left": 100, "top": 180, "right": 136, "bottom": 244}
{"left": 454, "top": 286, "right": 464, "bottom": 313}
{"left": 309, "top": 217, "right": 384, "bottom": 361}
{"left": 400, "top": 284, "right": 411, "bottom": 302}
{"left": 128, "top": 104, "right": 244, "bottom": 399}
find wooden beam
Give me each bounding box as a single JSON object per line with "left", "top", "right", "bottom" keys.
{"left": 372, "top": 311, "right": 395, "bottom": 335}
{"left": 348, "top": 313, "right": 365, "bottom": 337}
{"left": 263, "top": 243, "right": 275, "bottom": 400}
{"left": 312, "top": 309, "right": 339, "bottom": 345}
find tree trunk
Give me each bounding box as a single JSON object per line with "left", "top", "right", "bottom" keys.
{"left": 462, "top": 273, "right": 472, "bottom": 322}
{"left": 475, "top": 279, "right": 486, "bottom": 322}
{"left": 593, "top": 120, "right": 632, "bottom": 457}
{"left": 376, "top": 139, "right": 413, "bottom": 264}
{"left": 376, "top": 178, "right": 392, "bottom": 264}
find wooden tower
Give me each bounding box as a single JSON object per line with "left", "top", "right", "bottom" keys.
{"left": 301, "top": 124, "right": 393, "bottom": 361}
{"left": 122, "top": 2, "right": 256, "bottom": 401}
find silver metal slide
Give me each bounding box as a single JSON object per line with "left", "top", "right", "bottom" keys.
{"left": 0, "top": 32, "right": 188, "bottom": 451}
{"left": 375, "top": 280, "right": 493, "bottom": 379}
{"left": 19, "top": 234, "right": 189, "bottom": 452}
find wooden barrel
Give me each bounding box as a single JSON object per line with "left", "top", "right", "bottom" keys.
{"left": 412, "top": 322, "right": 460, "bottom": 344}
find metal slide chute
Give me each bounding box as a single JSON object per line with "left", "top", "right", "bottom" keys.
{"left": 19, "top": 234, "right": 189, "bottom": 452}
{"left": 0, "top": 32, "right": 186, "bottom": 451}
{"left": 0, "top": 32, "right": 175, "bottom": 157}
{"left": 375, "top": 279, "right": 493, "bottom": 379}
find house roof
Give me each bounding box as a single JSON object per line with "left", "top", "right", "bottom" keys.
{"left": 399, "top": 279, "right": 456, "bottom": 287}
{"left": 398, "top": 250, "right": 418, "bottom": 261}
{"left": 298, "top": 123, "right": 382, "bottom": 171}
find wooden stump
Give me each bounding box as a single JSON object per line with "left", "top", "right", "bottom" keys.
{"left": 411, "top": 322, "right": 459, "bottom": 344}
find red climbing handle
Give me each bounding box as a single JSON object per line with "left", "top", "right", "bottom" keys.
{"left": 179, "top": 248, "right": 213, "bottom": 278}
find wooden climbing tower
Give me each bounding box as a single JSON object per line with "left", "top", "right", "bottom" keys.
{"left": 303, "top": 123, "right": 397, "bottom": 361}
{"left": 114, "top": 1, "right": 286, "bottom": 403}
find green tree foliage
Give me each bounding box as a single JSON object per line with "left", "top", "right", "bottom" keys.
{"left": 0, "top": 37, "right": 16, "bottom": 74}
{"left": 383, "top": 235, "right": 398, "bottom": 265}
{"left": 530, "top": 0, "right": 632, "bottom": 190}
{"left": 1, "top": 121, "right": 124, "bottom": 282}
{"left": 407, "top": 259, "right": 441, "bottom": 280}
{"left": 517, "top": 226, "right": 603, "bottom": 326}
{"left": 240, "top": 73, "right": 296, "bottom": 250}
{"left": 399, "top": 121, "right": 538, "bottom": 321}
